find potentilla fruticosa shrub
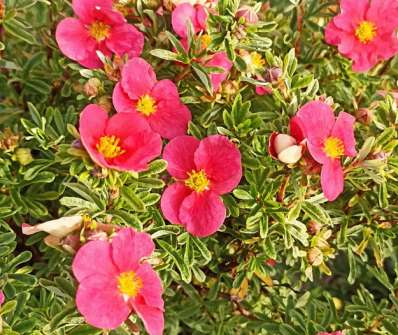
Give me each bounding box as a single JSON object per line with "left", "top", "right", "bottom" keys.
{"left": 1, "top": 0, "right": 398, "bottom": 334}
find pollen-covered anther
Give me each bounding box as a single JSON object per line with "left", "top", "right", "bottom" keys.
{"left": 185, "top": 170, "right": 210, "bottom": 193}
{"left": 355, "top": 21, "right": 377, "bottom": 44}
{"left": 89, "top": 21, "right": 111, "bottom": 41}
{"left": 323, "top": 137, "right": 345, "bottom": 158}
{"left": 96, "top": 135, "right": 126, "bottom": 159}
{"left": 117, "top": 271, "right": 143, "bottom": 299}
{"left": 136, "top": 94, "right": 157, "bottom": 116}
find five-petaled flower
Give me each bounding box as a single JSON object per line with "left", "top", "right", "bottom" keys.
{"left": 161, "top": 135, "right": 242, "bottom": 237}
{"left": 79, "top": 104, "right": 162, "bottom": 172}
{"left": 113, "top": 58, "right": 191, "bottom": 139}
{"left": 56, "top": 0, "right": 144, "bottom": 69}
{"left": 295, "top": 101, "right": 356, "bottom": 201}
{"left": 325, "top": 0, "right": 398, "bottom": 72}
{"left": 72, "top": 228, "right": 164, "bottom": 334}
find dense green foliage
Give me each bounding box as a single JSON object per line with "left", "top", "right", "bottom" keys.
{"left": 1, "top": 0, "right": 398, "bottom": 334}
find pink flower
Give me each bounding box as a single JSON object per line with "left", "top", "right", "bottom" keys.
{"left": 56, "top": 0, "right": 144, "bottom": 69}
{"left": 325, "top": 0, "right": 398, "bottom": 72}
{"left": 172, "top": 3, "right": 207, "bottom": 38}
{"left": 113, "top": 58, "right": 191, "bottom": 139}
{"left": 0, "top": 291, "right": 4, "bottom": 306}
{"left": 161, "top": 135, "right": 242, "bottom": 237}
{"left": 295, "top": 101, "right": 356, "bottom": 201}
{"left": 79, "top": 104, "right": 162, "bottom": 172}
{"left": 72, "top": 228, "right": 164, "bottom": 333}
{"left": 205, "top": 52, "right": 233, "bottom": 92}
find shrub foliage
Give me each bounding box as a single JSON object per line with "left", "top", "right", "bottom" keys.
{"left": 1, "top": 0, "right": 398, "bottom": 334}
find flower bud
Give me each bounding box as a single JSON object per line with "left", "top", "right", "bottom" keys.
{"left": 236, "top": 6, "right": 258, "bottom": 25}
{"left": 84, "top": 78, "right": 102, "bottom": 98}
{"left": 0, "top": 128, "right": 20, "bottom": 152}
{"left": 307, "top": 247, "right": 323, "bottom": 266}
{"left": 14, "top": 148, "right": 33, "bottom": 166}
{"left": 355, "top": 108, "right": 373, "bottom": 125}
{"left": 265, "top": 258, "right": 277, "bottom": 267}
{"left": 97, "top": 96, "right": 113, "bottom": 113}
{"left": 265, "top": 67, "right": 282, "bottom": 83}
{"left": 269, "top": 133, "right": 303, "bottom": 164}
{"left": 307, "top": 220, "right": 321, "bottom": 235}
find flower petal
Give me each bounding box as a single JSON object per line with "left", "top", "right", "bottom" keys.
{"left": 56, "top": 18, "right": 97, "bottom": 66}
{"left": 163, "top": 135, "right": 200, "bottom": 179}
{"left": 194, "top": 135, "right": 242, "bottom": 194}
{"left": 131, "top": 297, "right": 164, "bottom": 335}
{"left": 331, "top": 112, "right": 357, "bottom": 157}
{"left": 121, "top": 58, "right": 157, "bottom": 100}
{"left": 206, "top": 52, "right": 232, "bottom": 92}
{"left": 148, "top": 100, "right": 191, "bottom": 139}
{"left": 105, "top": 111, "right": 150, "bottom": 140}
{"left": 72, "top": 240, "right": 117, "bottom": 282}
{"left": 151, "top": 79, "right": 180, "bottom": 101}
{"left": 106, "top": 23, "right": 144, "bottom": 58}
{"left": 76, "top": 274, "right": 130, "bottom": 330}
{"left": 179, "top": 191, "right": 226, "bottom": 237}
{"left": 160, "top": 183, "right": 192, "bottom": 225}
{"left": 111, "top": 127, "right": 162, "bottom": 172}
{"left": 72, "top": 0, "right": 113, "bottom": 23}
{"left": 289, "top": 116, "right": 305, "bottom": 142}
{"left": 307, "top": 141, "right": 329, "bottom": 164}
{"left": 135, "top": 263, "right": 164, "bottom": 310}
{"left": 321, "top": 160, "right": 344, "bottom": 201}
{"left": 111, "top": 228, "right": 155, "bottom": 272}
{"left": 172, "top": 3, "right": 197, "bottom": 38}
{"left": 277, "top": 145, "right": 303, "bottom": 164}
{"left": 325, "top": 19, "right": 342, "bottom": 46}
{"left": 22, "top": 215, "right": 83, "bottom": 238}
{"left": 79, "top": 104, "right": 109, "bottom": 168}
{"left": 113, "top": 82, "right": 137, "bottom": 114}
{"left": 296, "top": 101, "right": 335, "bottom": 144}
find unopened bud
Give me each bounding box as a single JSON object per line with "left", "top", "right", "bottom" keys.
{"left": 307, "top": 221, "right": 321, "bottom": 235}
{"left": 265, "top": 67, "right": 282, "bottom": 83}
{"left": 236, "top": 6, "right": 258, "bottom": 24}
{"left": 97, "top": 96, "right": 113, "bottom": 113}
{"left": 355, "top": 108, "right": 373, "bottom": 125}
{"left": 84, "top": 78, "right": 102, "bottom": 98}
{"left": 265, "top": 258, "right": 277, "bottom": 267}
{"left": 0, "top": 128, "right": 20, "bottom": 152}
{"left": 307, "top": 247, "right": 323, "bottom": 266}
{"left": 15, "top": 148, "right": 33, "bottom": 166}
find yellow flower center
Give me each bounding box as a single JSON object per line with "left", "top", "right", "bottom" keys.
{"left": 355, "top": 21, "right": 377, "bottom": 44}
{"left": 136, "top": 94, "right": 157, "bottom": 116}
{"left": 96, "top": 135, "right": 126, "bottom": 159}
{"left": 250, "top": 52, "right": 265, "bottom": 69}
{"left": 323, "top": 137, "right": 345, "bottom": 158}
{"left": 200, "top": 34, "right": 212, "bottom": 49}
{"left": 185, "top": 170, "right": 210, "bottom": 193}
{"left": 117, "top": 271, "right": 143, "bottom": 298}
{"left": 89, "top": 21, "right": 111, "bottom": 42}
